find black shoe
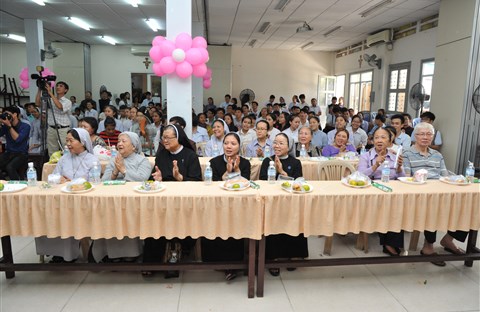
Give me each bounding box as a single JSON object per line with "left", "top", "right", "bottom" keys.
{"left": 268, "top": 268, "right": 280, "bottom": 276}
{"left": 49, "top": 256, "right": 77, "bottom": 263}
{"left": 286, "top": 267, "right": 296, "bottom": 271}
{"left": 382, "top": 246, "right": 400, "bottom": 257}
{"left": 164, "top": 270, "right": 180, "bottom": 279}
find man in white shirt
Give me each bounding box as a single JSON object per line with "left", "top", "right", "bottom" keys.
{"left": 310, "top": 98, "right": 321, "bottom": 116}
{"left": 191, "top": 118, "right": 209, "bottom": 143}
{"left": 233, "top": 107, "right": 243, "bottom": 129}
{"left": 83, "top": 101, "right": 98, "bottom": 119}
{"left": 250, "top": 101, "right": 259, "bottom": 116}
{"left": 298, "top": 94, "right": 309, "bottom": 110}
{"left": 219, "top": 94, "right": 232, "bottom": 109}
{"left": 299, "top": 107, "right": 310, "bottom": 127}
{"left": 410, "top": 111, "right": 442, "bottom": 150}
{"left": 141, "top": 92, "right": 153, "bottom": 108}
{"left": 390, "top": 114, "right": 411, "bottom": 149}
{"left": 347, "top": 115, "right": 368, "bottom": 150}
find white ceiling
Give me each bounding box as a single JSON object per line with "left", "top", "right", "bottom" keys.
{"left": 0, "top": 0, "right": 440, "bottom": 51}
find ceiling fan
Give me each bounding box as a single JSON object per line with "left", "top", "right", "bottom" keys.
{"left": 41, "top": 44, "right": 63, "bottom": 61}
{"left": 363, "top": 53, "right": 382, "bottom": 69}
{"left": 296, "top": 22, "right": 313, "bottom": 33}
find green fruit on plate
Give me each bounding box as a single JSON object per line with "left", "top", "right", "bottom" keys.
{"left": 83, "top": 181, "right": 92, "bottom": 189}
{"left": 348, "top": 180, "right": 357, "bottom": 186}
{"left": 281, "top": 182, "right": 291, "bottom": 187}
{"left": 356, "top": 181, "right": 366, "bottom": 186}
{"left": 0, "top": 183, "right": 4, "bottom": 191}
{"left": 302, "top": 185, "right": 310, "bottom": 192}
{"left": 232, "top": 183, "right": 240, "bottom": 189}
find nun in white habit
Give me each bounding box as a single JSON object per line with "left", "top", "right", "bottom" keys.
{"left": 91, "top": 131, "right": 152, "bottom": 262}
{"left": 35, "top": 128, "right": 98, "bottom": 262}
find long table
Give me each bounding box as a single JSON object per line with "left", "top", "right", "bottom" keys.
{"left": 0, "top": 181, "right": 264, "bottom": 298}
{"left": 41, "top": 157, "right": 358, "bottom": 181}
{"left": 254, "top": 180, "right": 480, "bottom": 297}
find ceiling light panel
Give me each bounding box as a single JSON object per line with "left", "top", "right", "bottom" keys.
{"left": 2, "top": 34, "right": 26, "bottom": 43}
{"left": 67, "top": 17, "right": 91, "bottom": 31}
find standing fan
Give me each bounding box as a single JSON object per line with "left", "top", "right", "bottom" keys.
{"left": 363, "top": 54, "right": 382, "bottom": 69}
{"left": 409, "top": 83, "right": 430, "bottom": 114}
{"left": 473, "top": 84, "right": 480, "bottom": 113}
{"left": 239, "top": 88, "right": 255, "bottom": 104}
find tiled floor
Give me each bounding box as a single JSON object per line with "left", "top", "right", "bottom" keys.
{"left": 1, "top": 233, "right": 479, "bottom": 312}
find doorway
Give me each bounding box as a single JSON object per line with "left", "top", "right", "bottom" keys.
{"left": 131, "top": 73, "right": 162, "bottom": 103}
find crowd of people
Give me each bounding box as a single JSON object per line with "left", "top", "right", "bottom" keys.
{"left": 1, "top": 86, "right": 471, "bottom": 278}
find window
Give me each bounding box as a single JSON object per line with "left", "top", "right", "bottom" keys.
{"left": 335, "top": 74, "right": 345, "bottom": 100}
{"left": 318, "top": 76, "right": 336, "bottom": 106}
{"left": 349, "top": 70, "right": 372, "bottom": 113}
{"left": 419, "top": 59, "right": 435, "bottom": 114}
{"left": 387, "top": 62, "right": 410, "bottom": 113}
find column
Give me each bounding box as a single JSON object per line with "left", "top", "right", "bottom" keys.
{"left": 24, "top": 19, "right": 45, "bottom": 102}
{"left": 192, "top": 22, "right": 205, "bottom": 115}
{"left": 166, "top": 0, "right": 192, "bottom": 136}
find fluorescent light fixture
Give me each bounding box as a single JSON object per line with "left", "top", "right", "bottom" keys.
{"left": 360, "top": 0, "right": 394, "bottom": 18}
{"left": 145, "top": 18, "right": 159, "bottom": 32}
{"left": 128, "top": 0, "right": 139, "bottom": 7}
{"left": 32, "top": 0, "right": 45, "bottom": 6}
{"left": 249, "top": 39, "right": 257, "bottom": 47}
{"left": 67, "top": 17, "right": 91, "bottom": 31}
{"left": 274, "top": 0, "right": 291, "bottom": 11}
{"left": 2, "top": 34, "right": 26, "bottom": 43}
{"left": 296, "top": 22, "right": 313, "bottom": 33}
{"left": 301, "top": 41, "right": 314, "bottom": 50}
{"left": 101, "top": 35, "right": 116, "bottom": 45}
{"left": 323, "top": 26, "right": 342, "bottom": 37}
{"left": 259, "top": 22, "right": 271, "bottom": 34}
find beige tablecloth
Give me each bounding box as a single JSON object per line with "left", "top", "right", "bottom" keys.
{"left": 42, "top": 157, "right": 358, "bottom": 181}
{"left": 259, "top": 180, "right": 480, "bottom": 237}
{"left": 0, "top": 182, "right": 264, "bottom": 240}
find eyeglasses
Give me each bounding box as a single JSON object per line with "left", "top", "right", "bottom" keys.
{"left": 373, "top": 135, "right": 389, "bottom": 140}
{"left": 256, "top": 128, "right": 268, "bottom": 131}
{"left": 162, "top": 136, "right": 176, "bottom": 141}
{"left": 273, "top": 141, "right": 287, "bottom": 146}
{"left": 415, "top": 132, "right": 433, "bottom": 137}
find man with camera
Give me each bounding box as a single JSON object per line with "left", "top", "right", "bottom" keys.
{"left": 0, "top": 106, "right": 31, "bottom": 180}
{"left": 35, "top": 81, "right": 72, "bottom": 156}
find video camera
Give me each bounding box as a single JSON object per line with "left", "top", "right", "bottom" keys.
{"left": 0, "top": 113, "right": 12, "bottom": 121}
{"left": 31, "top": 65, "right": 56, "bottom": 89}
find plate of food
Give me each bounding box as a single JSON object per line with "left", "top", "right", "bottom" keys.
{"left": 281, "top": 181, "right": 313, "bottom": 193}
{"left": 134, "top": 181, "right": 166, "bottom": 193}
{"left": 61, "top": 178, "right": 94, "bottom": 193}
{"left": 220, "top": 176, "right": 250, "bottom": 191}
{"left": 0, "top": 183, "right": 28, "bottom": 193}
{"left": 398, "top": 177, "right": 427, "bottom": 185}
{"left": 341, "top": 172, "right": 372, "bottom": 188}
{"left": 439, "top": 176, "right": 470, "bottom": 186}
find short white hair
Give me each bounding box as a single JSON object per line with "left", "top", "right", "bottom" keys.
{"left": 413, "top": 122, "right": 435, "bottom": 135}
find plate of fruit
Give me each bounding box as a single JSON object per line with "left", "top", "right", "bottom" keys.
{"left": 61, "top": 178, "right": 94, "bottom": 193}
{"left": 341, "top": 172, "right": 371, "bottom": 188}
{"left": 220, "top": 176, "right": 250, "bottom": 191}
{"left": 134, "top": 180, "right": 166, "bottom": 193}
{"left": 281, "top": 179, "right": 313, "bottom": 193}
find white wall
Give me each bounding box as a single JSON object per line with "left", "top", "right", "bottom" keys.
{"left": 334, "top": 27, "right": 437, "bottom": 116}
{"left": 203, "top": 46, "right": 232, "bottom": 108}
{"left": 231, "top": 47, "right": 334, "bottom": 105}
{"left": 51, "top": 42, "right": 85, "bottom": 102}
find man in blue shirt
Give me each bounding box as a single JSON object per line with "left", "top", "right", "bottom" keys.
{"left": 0, "top": 106, "right": 31, "bottom": 180}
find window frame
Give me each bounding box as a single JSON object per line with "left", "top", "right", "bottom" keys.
{"left": 418, "top": 58, "right": 435, "bottom": 115}
{"left": 348, "top": 69, "right": 373, "bottom": 113}
{"left": 386, "top": 62, "right": 411, "bottom": 113}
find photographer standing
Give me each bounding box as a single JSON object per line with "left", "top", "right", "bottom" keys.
{"left": 0, "top": 106, "right": 31, "bottom": 180}
{"left": 35, "top": 81, "right": 72, "bottom": 156}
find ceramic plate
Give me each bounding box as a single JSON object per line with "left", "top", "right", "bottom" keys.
{"left": 341, "top": 178, "right": 371, "bottom": 188}
{"left": 219, "top": 182, "right": 250, "bottom": 191}
{"left": 281, "top": 183, "right": 314, "bottom": 193}
{"left": 398, "top": 177, "right": 426, "bottom": 185}
{"left": 133, "top": 184, "right": 166, "bottom": 193}
{"left": 60, "top": 185, "right": 95, "bottom": 194}
{"left": 439, "top": 177, "right": 470, "bottom": 186}
{"left": 0, "top": 184, "right": 28, "bottom": 193}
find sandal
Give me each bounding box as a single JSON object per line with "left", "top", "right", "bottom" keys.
{"left": 225, "top": 270, "right": 237, "bottom": 281}
{"left": 141, "top": 271, "right": 153, "bottom": 277}
{"left": 269, "top": 268, "right": 280, "bottom": 277}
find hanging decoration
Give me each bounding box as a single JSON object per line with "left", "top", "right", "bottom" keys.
{"left": 19, "top": 67, "right": 56, "bottom": 89}
{"left": 149, "top": 33, "right": 212, "bottom": 88}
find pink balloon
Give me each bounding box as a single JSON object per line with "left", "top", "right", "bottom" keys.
{"left": 185, "top": 48, "right": 204, "bottom": 66}
{"left": 203, "top": 80, "right": 211, "bottom": 89}
{"left": 159, "top": 56, "right": 176, "bottom": 74}
{"left": 198, "top": 48, "right": 209, "bottom": 64}
{"left": 49, "top": 81, "right": 56, "bottom": 88}
{"left": 192, "top": 63, "right": 207, "bottom": 77}
{"left": 160, "top": 40, "right": 175, "bottom": 58}
{"left": 149, "top": 46, "right": 162, "bottom": 63}
{"left": 20, "top": 80, "right": 29, "bottom": 89}
{"left": 19, "top": 68, "right": 28, "bottom": 81}
{"left": 205, "top": 68, "right": 212, "bottom": 79}
{"left": 176, "top": 61, "right": 193, "bottom": 78}
{"left": 153, "top": 63, "right": 164, "bottom": 76}
{"left": 192, "top": 36, "right": 207, "bottom": 49}
{"left": 175, "top": 33, "right": 192, "bottom": 51}
{"left": 152, "top": 36, "right": 165, "bottom": 46}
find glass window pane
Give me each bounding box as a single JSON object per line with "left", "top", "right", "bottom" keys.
{"left": 350, "top": 73, "right": 360, "bottom": 83}
{"left": 422, "top": 61, "right": 435, "bottom": 76}
{"left": 388, "top": 93, "right": 397, "bottom": 111}
{"left": 390, "top": 70, "right": 398, "bottom": 89}
{"left": 319, "top": 93, "right": 327, "bottom": 106}
{"left": 361, "top": 71, "right": 372, "bottom": 82}
{"left": 350, "top": 82, "right": 360, "bottom": 112}
{"left": 320, "top": 77, "right": 326, "bottom": 91}
{"left": 398, "top": 69, "right": 408, "bottom": 89}
{"left": 397, "top": 92, "right": 405, "bottom": 112}
{"left": 360, "top": 82, "right": 372, "bottom": 112}
{"left": 335, "top": 75, "right": 345, "bottom": 98}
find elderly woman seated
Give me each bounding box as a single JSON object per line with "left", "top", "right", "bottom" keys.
{"left": 322, "top": 129, "right": 357, "bottom": 157}
{"left": 295, "top": 126, "right": 321, "bottom": 157}
{"left": 90, "top": 131, "right": 152, "bottom": 263}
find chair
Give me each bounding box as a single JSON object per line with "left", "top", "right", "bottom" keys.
{"left": 8, "top": 77, "right": 29, "bottom": 107}
{"left": 196, "top": 141, "right": 207, "bottom": 156}
{"left": 1, "top": 74, "right": 13, "bottom": 107}
{"left": 317, "top": 160, "right": 356, "bottom": 255}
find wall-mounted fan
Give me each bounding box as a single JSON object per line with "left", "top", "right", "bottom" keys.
{"left": 363, "top": 54, "right": 382, "bottom": 70}
{"left": 41, "top": 44, "right": 63, "bottom": 61}
{"left": 239, "top": 88, "right": 255, "bottom": 104}
{"left": 409, "top": 83, "right": 430, "bottom": 114}
{"left": 472, "top": 84, "right": 480, "bottom": 114}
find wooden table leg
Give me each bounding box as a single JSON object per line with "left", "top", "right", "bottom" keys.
{"left": 256, "top": 235, "right": 265, "bottom": 298}
{"left": 465, "top": 230, "right": 478, "bottom": 267}
{"left": 247, "top": 239, "right": 255, "bottom": 298}
{"left": 1, "top": 236, "right": 15, "bottom": 279}
{"left": 409, "top": 231, "right": 420, "bottom": 251}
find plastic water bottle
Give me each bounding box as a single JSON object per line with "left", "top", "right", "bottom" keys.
{"left": 90, "top": 162, "right": 101, "bottom": 185}
{"left": 204, "top": 162, "right": 213, "bottom": 185}
{"left": 169, "top": 251, "right": 178, "bottom": 264}
{"left": 26, "top": 162, "right": 37, "bottom": 186}
{"left": 264, "top": 146, "right": 271, "bottom": 158}
{"left": 300, "top": 144, "right": 307, "bottom": 159}
{"left": 110, "top": 145, "right": 117, "bottom": 158}
{"left": 63, "top": 145, "right": 69, "bottom": 156}
{"left": 213, "top": 144, "right": 219, "bottom": 157}
{"left": 381, "top": 160, "right": 390, "bottom": 183}
{"left": 267, "top": 161, "right": 276, "bottom": 184}
{"left": 465, "top": 161, "right": 475, "bottom": 183}
{"left": 360, "top": 145, "right": 366, "bottom": 155}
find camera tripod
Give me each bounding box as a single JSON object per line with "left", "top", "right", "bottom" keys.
{"left": 39, "top": 87, "right": 63, "bottom": 159}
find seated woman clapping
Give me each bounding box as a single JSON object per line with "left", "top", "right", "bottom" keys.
{"left": 358, "top": 127, "right": 405, "bottom": 256}
{"left": 321, "top": 129, "right": 357, "bottom": 157}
